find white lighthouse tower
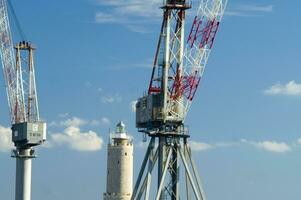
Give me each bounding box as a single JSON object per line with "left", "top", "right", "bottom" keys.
{"left": 104, "top": 121, "right": 133, "bottom": 200}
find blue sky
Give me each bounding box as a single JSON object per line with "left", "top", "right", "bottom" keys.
{"left": 1, "top": 0, "right": 301, "bottom": 199}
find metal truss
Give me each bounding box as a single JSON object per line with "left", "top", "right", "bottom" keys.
{"left": 15, "top": 42, "right": 40, "bottom": 122}
{"left": 131, "top": 136, "right": 207, "bottom": 200}
{"left": 180, "top": 0, "right": 227, "bottom": 120}
{"left": 148, "top": 0, "right": 227, "bottom": 123}
{"left": 0, "top": 0, "right": 26, "bottom": 124}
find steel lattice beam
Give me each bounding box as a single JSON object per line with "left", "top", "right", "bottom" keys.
{"left": 131, "top": 135, "right": 207, "bottom": 200}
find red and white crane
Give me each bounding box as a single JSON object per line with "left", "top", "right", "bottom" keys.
{"left": 0, "top": 1, "right": 46, "bottom": 200}
{"left": 133, "top": 0, "right": 227, "bottom": 199}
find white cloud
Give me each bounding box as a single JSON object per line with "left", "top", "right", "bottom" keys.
{"left": 240, "top": 138, "right": 247, "bottom": 143}
{"left": 130, "top": 100, "right": 137, "bottom": 112}
{"left": 215, "top": 142, "right": 240, "bottom": 147}
{"left": 101, "top": 117, "right": 111, "bottom": 125}
{"left": 242, "top": 139, "right": 292, "bottom": 153}
{"left": 51, "top": 126, "right": 103, "bottom": 152}
{"left": 225, "top": 11, "right": 254, "bottom": 17}
{"left": 226, "top": 4, "right": 274, "bottom": 17}
{"left": 95, "top": 12, "right": 121, "bottom": 23}
{"left": 0, "top": 125, "right": 14, "bottom": 152}
{"left": 58, "top": 113, "right": 69, "bottom": 118}
{"left": 190, "top": 141, "right": 213, "bottom": 152}
{"left": 101, "top": 96, "right": 115, "bottom": 103}
{"left": 94, "top": 0, "right": 161, "bottom": 33}
{"left": 50, "top": 116, "right": 112, "bottom": 128}
{"left": 49, "top": 121, "right": 59, "bottom": 127}
{"left": 45, "top": 116, "right": 106, "bottom": 152}
{"left": 238, "top": 5, "right": 273, "bottom": 12}
{"left": 123, "top": 24, "right": 151, "bottom": 34}
{"left": 135, "top": 138, "right": 294, "bottom": 154}
{"left": 256, "top": 141, "right": 291, "bottom": 153}
{"left": 101, "top": 94, "right": 122, "bottom": 104}
{"left": 89, "top": 120, "right": 100, "bottom": 126}
{"left": 88, "top": 117, "right": 111, "bottom": 126}
{"left": 189, "top": 140, "right": 241, "bottom": 152}
{"left": 60, "top": 117, "right": 87, "bottom": 127}
{"left": 96, "top": 0, "right": 161, "bottom": 18}
{"left": 189, "top": 139, "right": 292, "bottom": 154}
{"left": 264, "top": 81, "right": 301, "bottom": 96}
{"left": 49, "top": 117, "right": 87, "bottom": 127}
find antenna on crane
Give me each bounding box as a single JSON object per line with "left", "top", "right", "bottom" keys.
{"left": 0, "top": 1, "right": 46, "bottom": 200}
{"left": 132, "top": 0, "right": 227, "bottom": 199}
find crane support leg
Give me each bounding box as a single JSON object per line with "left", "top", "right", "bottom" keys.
{"left": 131, "top": 134, "right": 206, "bottom": 200}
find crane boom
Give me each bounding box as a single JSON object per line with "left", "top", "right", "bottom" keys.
{"left": 0, "top": 0, "right": 26, "bottom": 124}
{"left": 169, "top": 0, "right": 227, "bottom": 120}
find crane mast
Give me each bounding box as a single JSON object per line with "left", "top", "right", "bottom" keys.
{"left": 0, "top": 1, "right": 46, "bottom": 200}
{"left": 133, "top": 0, "right": 227, "bottom": 199}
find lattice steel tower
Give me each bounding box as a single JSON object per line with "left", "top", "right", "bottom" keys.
{"left": 132, "top": 0, "right": 227, "bottom": 199}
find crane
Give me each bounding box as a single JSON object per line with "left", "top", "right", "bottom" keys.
{"left": 132, "top": 0, "right": 227, "bottom": 199}
{"left": 0, "top": 1, "right": 46, "bottom": 200}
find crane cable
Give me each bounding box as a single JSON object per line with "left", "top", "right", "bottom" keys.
{"left": 7, "top": 0, "right": 27, "bottom": 41}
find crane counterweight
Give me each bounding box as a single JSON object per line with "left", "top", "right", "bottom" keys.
{"left": 12, "top": 122, "right": 46, "bottom": 148}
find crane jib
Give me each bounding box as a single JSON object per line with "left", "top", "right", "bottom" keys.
{"left": 142, "top": 0, "right": 227, "bottom": 127}
{"left": 0, "top": 0, "right": 43, "bottom": 135}
{"left": 0, "top": 0, "right": 25, "bottom": 124}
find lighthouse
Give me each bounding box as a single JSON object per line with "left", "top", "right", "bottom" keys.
{"left": 104, "top": 121, "right": 133, "bottom": 200}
